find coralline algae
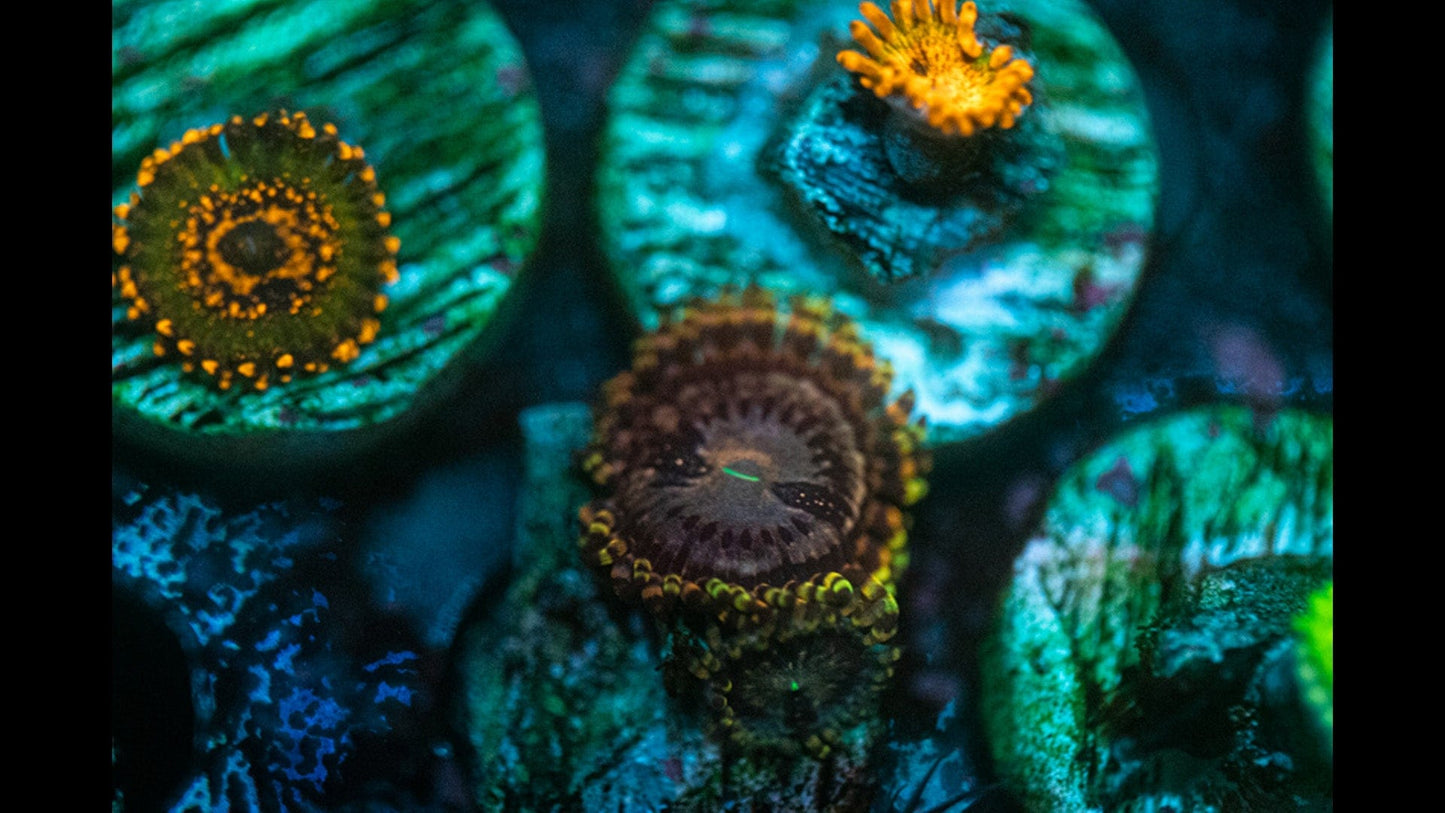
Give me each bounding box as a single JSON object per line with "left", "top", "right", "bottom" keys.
{"left": 111, "top": 489, "right": 429, "bottom": 810}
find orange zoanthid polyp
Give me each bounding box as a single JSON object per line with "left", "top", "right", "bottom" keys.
{"left": 112, "top": 110, "right": 399, "bottom": 392}
{"left": 837, "top": 0, "right": 1035, "bottom": 136}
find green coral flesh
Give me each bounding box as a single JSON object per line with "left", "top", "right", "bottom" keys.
{"left": 1295, "top": 579, "right": 1333, "bottom": 747}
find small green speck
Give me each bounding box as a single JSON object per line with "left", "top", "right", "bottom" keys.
{"left": 722, "top": 466, "right": 762, "bottom": 483}
{"left": 790, "top": 680, "right": 800, "bottom": 692}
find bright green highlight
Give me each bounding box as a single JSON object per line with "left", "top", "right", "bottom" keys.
{"left": 1296, "top": 580, "right": 1333, "bottom": 692}
{"left": 722, "top": 466, "right": 762, "bottom": 483}
{"left": 1295, "top": 579, "right": 1333, "bottom": 747}
{"left": 790, "top": 680, "right": 800, "bottom": 692}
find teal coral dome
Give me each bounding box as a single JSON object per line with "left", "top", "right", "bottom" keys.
{"left": 595, "top": 0, "right": 1160, "bottom": 446}
{"left": 113, "top": 111, "right": 399, "bottom": 392}
{"left": 981, "top": 406, "right": 1334, "bottom": 810}
{"left": 110, "top": 0, "right": 546, "bottom": 473}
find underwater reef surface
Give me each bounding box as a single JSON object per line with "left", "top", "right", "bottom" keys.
{"left": 112, "top": 0, "right": 1332, "bottom": 810}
